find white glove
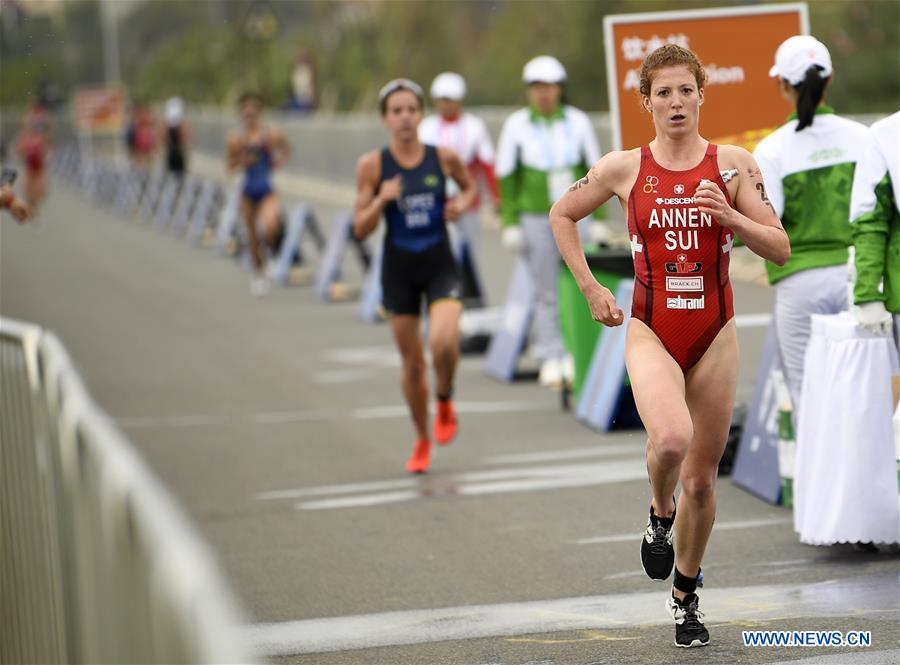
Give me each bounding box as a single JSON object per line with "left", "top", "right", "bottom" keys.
{"left": 501, "top": 226, "right": 524, "bottom": 253}
{"left": 853, "top": 301, "right": 892, "bottom": 336}
{"left": 585, "top": 221, "right": 611, "bottom": 247}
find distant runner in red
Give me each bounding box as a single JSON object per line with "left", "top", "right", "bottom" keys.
{"left": 550, "top": 45, "right": 789, "bottom": 648}
{"left": 16, "top": 99, "right": 54, "bottom": 210}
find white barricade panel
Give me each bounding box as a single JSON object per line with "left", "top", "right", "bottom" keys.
{"left": 358, "top": 241, "right": 384, "bottom": 323}
{"left": 574, "top": 280, "right": 633, "bottom": 432}
{"left": 271, "top": 205, "right": 321, "bottom": 286}
{"left": 731, "top": 321, "right": 783, "bottom": 505}
{"left": 483, "top": 258, "right": 535, "bottom": 382}
{"left": 214, "top": 186, "right": 241, "bottom": 255}
{"left": 187, "top": 180, "right": 219, "bottom": 247}
{"left": 170, "top": 176, "right": 200, "bottom": 237}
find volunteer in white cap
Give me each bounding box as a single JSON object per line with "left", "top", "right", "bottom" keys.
{"left": 163, "top": 96, "right": 190, "bottom": 177}
{"left": 789, "top": 109, "right": 900, "bottom": 552}
{"left": 754, "top": 35, "right": 869, "bottom": 414}
{"left": 495, "top": 55, "right": 606, "bottom": 388}
{"left": 419, "top": 72, "right": 500, "bottom": 306}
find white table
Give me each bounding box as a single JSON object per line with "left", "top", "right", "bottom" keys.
{"left": 794, "top": 312, "right": 900, "bottom": 545}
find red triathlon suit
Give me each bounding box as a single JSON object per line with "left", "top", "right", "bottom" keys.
{"left": 627, "top": 143, "right": 735, "bottom": 373}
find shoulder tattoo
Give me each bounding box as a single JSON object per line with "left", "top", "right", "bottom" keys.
{"left": 567, "top": 173, "right": 590, "bottom": 193}
{"left": 755, "top": 182, "right": 775, "bottom": 213}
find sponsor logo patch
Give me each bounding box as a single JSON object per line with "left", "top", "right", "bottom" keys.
{"left": 643, "top": 175, "right": 659, "bottom": 194}
{"left": 674, "top": 184, "right": 684, "bottom": 194}
{"left": 666, "top": 276, "right": 703, "bottom": 292}
{"left": 424, "top": 174, "right": 439, "bottom": 187}
{"left": 655, "top": 196, "right": 696, "bottom": 206}
{"left": 666, "top": 295, "right": 705, "bottom": 310}
{"left": 665, "top": 253, "right": 702, "bottom": 273}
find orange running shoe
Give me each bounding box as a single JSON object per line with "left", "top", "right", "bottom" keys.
{"left": 405, "top": 438, "right": 432, "bottom": 474}
{"left": 433, "top": 399, "right": 458, "bottom": 445}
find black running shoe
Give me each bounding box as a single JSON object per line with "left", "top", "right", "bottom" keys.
{"left": 666, "top": 592, "right": 709, "bottom": 648}
{"left": 640, "top": 503, "right": 675, "bottom": 581}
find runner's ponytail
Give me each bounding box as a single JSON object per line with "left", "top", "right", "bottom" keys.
{"left": 794, "top": 66, "right": 829, "bottom": 131}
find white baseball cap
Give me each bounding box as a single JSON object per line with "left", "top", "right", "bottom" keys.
{"left": 523, "top": 56, "right": 566, "bottom": 85}
{"left": 164, "top": 97, "right": 185, "bottom": 126}
{"left": 430, "top": 72, "right": 466, "bottom": 101}
{"left": 769, "top": 35, "right": 833, "bottom": 86}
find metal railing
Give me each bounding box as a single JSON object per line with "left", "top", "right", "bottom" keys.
{"left": 0, "top": 318, "right": 254, "bottom": 664}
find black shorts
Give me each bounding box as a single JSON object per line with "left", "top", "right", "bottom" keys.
{"left": 381, "top": 240, "right": 460, "bottom": 316}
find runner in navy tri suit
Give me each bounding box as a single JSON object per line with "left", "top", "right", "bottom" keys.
{"left": 354, "top": 79, "right": 476, "bottom": 474}
{"left": 226, "top": 92, "right": 291, "bottom": 296}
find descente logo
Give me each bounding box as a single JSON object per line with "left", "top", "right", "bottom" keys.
{"left": 655, "top": 197, "right": 696, "bottom": 206}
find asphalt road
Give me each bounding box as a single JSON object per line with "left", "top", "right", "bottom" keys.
{"left": 1, "top": 179, "right": 897, "bottom": 665}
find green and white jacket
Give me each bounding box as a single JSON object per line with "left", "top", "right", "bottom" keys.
{"left": 849, "top": 111, "right": 900, "bottom": 313}
{"left": 754, "top": 106, "right": 869, "bottom": 285}
{"left": 496, "top": 105, "right": 601, "bottom": 227}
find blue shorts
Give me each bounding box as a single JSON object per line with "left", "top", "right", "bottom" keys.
{"left": 243, "top": 181, "right": 273, "bottom": 204}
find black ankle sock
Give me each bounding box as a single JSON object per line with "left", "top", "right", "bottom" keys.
{"left": 651, "top": 498, "right": 676, "bottom": 524}
{"left": 673, "top": 566, "right": 701, "bottom": 594}
{"left": 436, "top": 390, "right": 453, "bottom": 402}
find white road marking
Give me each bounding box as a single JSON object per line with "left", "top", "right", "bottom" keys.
{"left": 313, "top": 369, "right": 375, "bottom": 384}
{"left": 117, "top": 414, "right": 226, "bottom": 428}
{"left": 243, "top": 577, "right": 896, "bottom": 656}
{"left": 483, "top": 443, "right": 643, "bottom": 466}
{"left": 575, "top": 517, "right": 793, "bottom": 545}
{"left": 603, "top": 557, "right": 815, "bottom": 581}
{"left": 290, "top": 459, "right": 647, "bottom": 510}
{"left": 119, "top": 401, "right": 553, "bottom": 429}
{"left": 298, "top": 490, "right": 421, "bottom": 510}
{"left": 325, "top": 345, "right": 400, "bottom": 368}
{"left": 247, "top": 410, "right": 334, "bottom": 424}
{"left": 351, "top": 400, "right": 553, "bottom": 420}
{"left": 257, "top": 477, "right": 421, "bottom": 501}
{"left": 766, "top": 649, "right": 900, "bottom": 665}
{"left": 734, "top": 312, "right": 772, "bottom": 328}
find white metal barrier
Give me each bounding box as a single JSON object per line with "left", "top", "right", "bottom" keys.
{"left": 0, "top": 317, "right": 255, "bottom": 664}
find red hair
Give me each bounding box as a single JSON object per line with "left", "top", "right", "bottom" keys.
{"left": 639, "top": 44, "right": 707, "bottom": 97}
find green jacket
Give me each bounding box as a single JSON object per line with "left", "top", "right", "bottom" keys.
{"left": 849, "top": 112, "right": 900, "bottom": 313}
{"left": 753, "top": 107, "right": 869, "bottom": 284}
{"left": 496, "top": 105, "right": 602, "bottom": 225}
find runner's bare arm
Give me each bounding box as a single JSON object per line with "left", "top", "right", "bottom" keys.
{"left": 225, "top": 133, "right": 243, "bottom": 172}
{"left": 551, "top": 153, "right": 629, "bottom": 288}
{"left": 353, "top": 150, "right": 393, "bottom": 240}
{"left": 438, "top": 146, "right": 476, "bottom": 221}
{"left": 550, "top": 151, "right": 634, "bottom": 326}
{"left": 694, "top": 146, "right": 789, "bottom": 265}
{"left": 270, "top": 128, "right": 291, "bottom": 169}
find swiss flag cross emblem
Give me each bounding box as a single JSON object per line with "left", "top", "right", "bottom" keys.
{"left": 674, "top": 184, "right": 684, "bottom": 194}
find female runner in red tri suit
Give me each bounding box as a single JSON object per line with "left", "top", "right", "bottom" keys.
{"left": 550, "top": 44, "right": 789, "bottom": 648}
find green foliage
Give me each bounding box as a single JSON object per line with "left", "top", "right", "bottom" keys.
{"left": 0, "top": 59, "right": 67, "bottom": 106}
{"left": 135, "top": 28, "right": 293, "bottom": 106}
{"left": 0, "top": 0, "right": 896, "bottom": 113}
{"left": 810, "top": 0, "right": 900, "bottom": 113}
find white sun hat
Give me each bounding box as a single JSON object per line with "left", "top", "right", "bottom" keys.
{"left": 430, "top": 72, "right": 467, "bottom": 101}
{"left": 522, "top": 56, "right": 567, "bottom": 85}
{"left": 769, "top": 35, "right": 833, "bottom": 86}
